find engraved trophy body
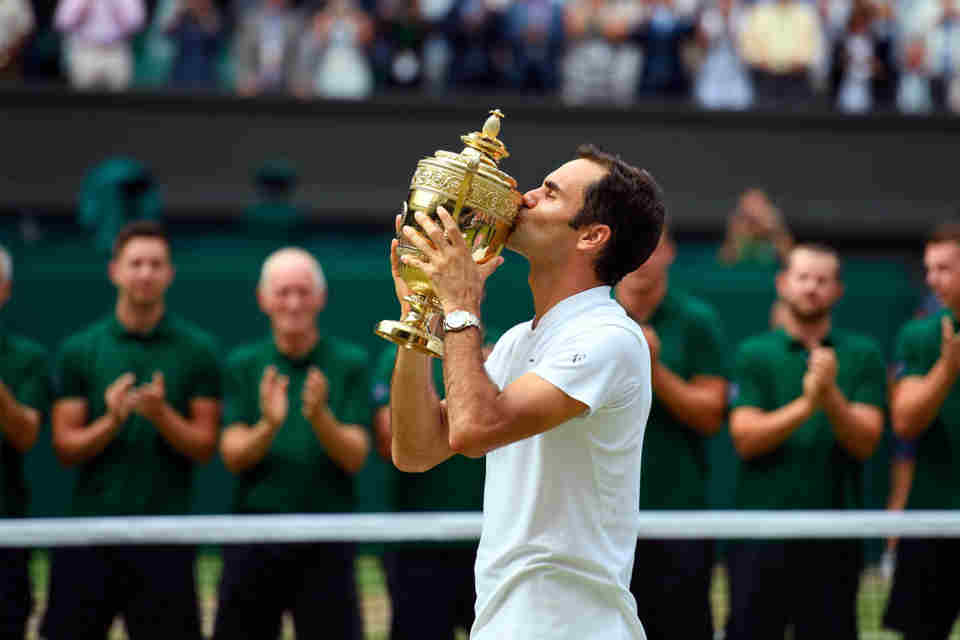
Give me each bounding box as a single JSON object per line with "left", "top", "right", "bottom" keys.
{"left": 375, "top": 109, "right": 522, "bottom": 358}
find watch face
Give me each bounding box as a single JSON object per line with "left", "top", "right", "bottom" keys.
{"left": 447, "top": 311, "right": 468, "bottom": 329}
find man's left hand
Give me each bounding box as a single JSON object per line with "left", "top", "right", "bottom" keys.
{"left": 400, "top": 206, "right": 503, "bottom": 315}
{"left": 133, "top": 371, "right": 168, "bottom": 422}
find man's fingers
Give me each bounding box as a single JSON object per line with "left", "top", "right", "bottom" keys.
{"left": 399, "top": 253, "right": 431, "bottom": 274}
{"left": 435, "top": 207, "right": 466, "bottom": 249}
{"left": 395, "top": 214, "right": 403, "bottom": 236}
{"left": 477, "top": 255, "right": 504, "bottom": 280}
{"left": 403, "top": 223, "right": 438, "bottom": 258}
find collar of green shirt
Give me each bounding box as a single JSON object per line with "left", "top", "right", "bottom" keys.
{"left": 270, "top": 333, "right": 325, "bottom": 367}
{"left": 777, "top": 326, "right": 836, "bottom": 351}
{"left": 109, "top": 313, "right": 174, "bottom": 341}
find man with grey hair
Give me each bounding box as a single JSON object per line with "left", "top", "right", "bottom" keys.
{"left": 0, "top": 244, "right": 49, "bottom": 638}
{"left": 215, "top": 247, "right": 371, "bottom": 639}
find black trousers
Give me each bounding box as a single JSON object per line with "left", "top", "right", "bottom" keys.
{"left": 884, "top": 537, "right": 960, "bottom": 640}
{"left": 629, "top": 538, "right": 714, "bottom": 640}
{"left": 725, "top": 539, "right": 862, "bottom": 640}
{"left": 383, "top": 545, "right": 477, "bottom": 640}
{"left": 212, "top": 542, "right": 362, "bottom": 640}
{"left": 0, "top": 548, "right": 31, "bottom": 639}
{"left": 41, "top": 545, "right": 202, "bottom": 640}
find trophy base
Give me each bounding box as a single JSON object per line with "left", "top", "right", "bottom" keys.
{"left": 375, "top": 320, "right": 444, "bottom": 359}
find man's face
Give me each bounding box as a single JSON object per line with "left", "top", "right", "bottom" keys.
{"left": 617, "top": 231, "right": 674, "bottom": 293}
{"left": 109, "top": 237, "right": 174, "bottom": 306}
{"left": 508, "top": 158, "right": 608, "bottom": 260}
{"left": 925, "top": 241, "right": 960, "bottom": 309}
{"left": 259, "top": 259, "right": 325, "bottom": 335}
{"left": 776, "top": 249, "right": 842, "bottom": 323}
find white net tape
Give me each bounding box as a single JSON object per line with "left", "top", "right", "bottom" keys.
{"left": 2, "top": 511, "right": 959, "bottom": 547}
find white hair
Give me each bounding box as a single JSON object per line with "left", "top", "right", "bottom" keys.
{"left": 0, "top": 245, "right": 11, "bottom": 283}
{"left": 258, "top": 247, "right": 327, "bottom": 293}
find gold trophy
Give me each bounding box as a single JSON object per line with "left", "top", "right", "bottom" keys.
{"left": 375, "top": 109, "right": 522, "bottom": 358}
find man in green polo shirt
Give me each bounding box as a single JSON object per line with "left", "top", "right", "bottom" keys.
{"left": 215, "top": 247, "right": 371, "bottom": 640}
{"left": 727, "top": 244, "right": 885, "bottom": 640}
{"left": 371, "top": 337, "right": 491, "bottom": 640}
{"left": 42, "top": 221, "right": 221, "bottom": 640}
{"left": 884, "top": 223, "right": 960, "bottom": 640}
{"left": 0, "top": 244, "right": 50, "bottom": 639}
{"left": 615, "top": 227, "right": 729, "bottom": 640}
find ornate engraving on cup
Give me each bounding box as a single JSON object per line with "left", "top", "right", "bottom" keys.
{"left": 375, "top": 109, "right": 522, "bottom": 358}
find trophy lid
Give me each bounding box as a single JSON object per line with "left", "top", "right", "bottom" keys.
{"left": 460, "top": 109, "right": 510, "bottom": 166}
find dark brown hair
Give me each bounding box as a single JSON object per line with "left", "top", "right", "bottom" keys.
{"left": 112, "top": 221, "right": 171, "bottom": 260}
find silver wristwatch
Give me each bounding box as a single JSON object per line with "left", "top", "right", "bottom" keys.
{"left": 443, "top": 310, "right": 482, "bottom": 333}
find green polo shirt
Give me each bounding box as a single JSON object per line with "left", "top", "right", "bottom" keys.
{"left": 635, "top": 289, "right": 729, "bottom": 510}
{"left": 224, "top": 335, "right": 371, "bottom": 514}
{"left": 56, "top": 313, "right": 221, "bottom": 516}
{"left": 0, "top": 330, "right": 50, "bottom": 517}
{"left": 731, "top": 327, "right": 885, "bottom": 510}
{"left": 371, "top": 345, "right": 485, "bottom": 514}
{"left": 894, "top": 309, "right": 960, "bottom": 509}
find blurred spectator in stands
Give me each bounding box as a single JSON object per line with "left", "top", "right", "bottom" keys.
{"left": 232, "top": 0, "right": 302, "bottom": 95}
{"left": 245, "top": 159, "right": 301, "bottom": 242}
{"left": 162, "top": 0, "right": 224, "bottom": 89}
{"left": 632, "top": 0, "right": 696, "bottom": 98}
{"left": 370, "top": 0, "right": 426, "bottom": 90}
{"left": 54, "top": 0, "right": 146, "bottom": 90}
{"left": 740, "top": 0, "right": 824, "bottom": 107}
{"left": 0, "top": 0, "right": 34, "bottom": 83}
{"left": 0, "top": 244, "right": 49, "bottom": 640}
{"left": 900, "top": 0, "right": 960, "bottom": 112}
{"left": 216, "top": 248, "right": 370, "bottom": 640}
{"left": 728, "top": 244, "right": 885, "bottom": 640}
{"left": 561, "top": 0, "right": 642, "bottom": 105}
{"left": 897, "top": 36, "right": 935, "bottom": 112}
{"left": 43, "top": 222, "right": 221, "bottom": 640}
{"left": 503, "top": 0, "right": 564, "bottom": 93}
{"left": 78, "top": 156, "right": 163, "bottom": 254}
{"left": 616, "top": 227, "right": 729, "bottom": 640}
{"left": 695, "top": 0, "right": 754, "bottom": 110}
{"left": 294, "top": 0, "right": 374, "bottom": 99}
{"left": 830, "top": 0, "right": 896, "bottom": 113}
{"left": 883, "top": 223, "right": 960, "bottom": 638}
{"left": 445, "top": 0, "right": 508, "bottom": 91}
{"left": 718, "top": 188, "right": 794, "bottom": 267}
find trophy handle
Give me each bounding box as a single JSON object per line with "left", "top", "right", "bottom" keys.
{"left": 450, "top": 156, "right": 481, "bottom": 226}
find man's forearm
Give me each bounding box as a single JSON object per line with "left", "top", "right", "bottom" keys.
{"left": 149, "top": 405, "right": 217, "bottom": 462}
{"left": 652, "top": 366, "right": 726, "bottom": 436}
{"left": 309, "top": 408, "right": 369, "bottom": 474}
{"left": 821, "top": 386, "right": 882, "bottom": 461}
{"left": 892, "top": 360, "right": 958, "bottom": 439}
{"left": 55, "top": 413, "right": 123, "bottom": 466}
{"left": 730, "top": 397, "right": 815, "bottom": 460}
{"left": 390, "top": 347, "right": 448, "bottom": 471}
{"left": 443, "top": 327, "right": 504, "bottom": 457}
{"left": 220, "top": 419, "right": 277, "bottom": 473}
{"left": 0, "top": 399, "right": 40, "bottom": 453}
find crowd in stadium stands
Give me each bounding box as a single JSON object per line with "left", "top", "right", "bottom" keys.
{"left": 1, "top": 203, "right": 960, "bottom": 639}
{"left": 1, "top": 0, "right": 960, "bottom": 112}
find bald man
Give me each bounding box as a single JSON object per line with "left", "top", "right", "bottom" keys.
{"left": 214, "top": 247, "right": 371, "bottom": 640}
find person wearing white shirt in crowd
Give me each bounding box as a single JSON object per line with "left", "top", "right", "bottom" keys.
{"left": 388, "top": 144, "right": 665, "bottom": 640}
{"left": 54, "top": 0, "right": 145, "bottom": 90}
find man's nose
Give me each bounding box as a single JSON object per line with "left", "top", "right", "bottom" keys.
{"left": 522, "top": 191, "right": 537, "bottom": 208}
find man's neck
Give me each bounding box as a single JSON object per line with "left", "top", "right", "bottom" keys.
{"left": 615, "top": 277, "right": 668, "bottom": 324}
{"left": 528, "top": 262, "right": 604, "bottom": 329}
{"left": 274, "top": 326, "right": 319, "bottom": 359}
{"left": 115, "top": 297, "right": 165, "bottom": 334}
{"left": 782, "top": 310, "right": 832, "bottom": 349}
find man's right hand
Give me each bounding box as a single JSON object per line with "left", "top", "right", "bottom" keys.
{"left": 940, "top": 315, "right": 960, "bottom": 378}
{"left": 259, "top": 365, "right": 289, "bottom": 430}
{"left": 105, "top": 373, "right": 137, "bottom": 424}
{"left": 391, "top": 215, "right": 414, "bottom": 314}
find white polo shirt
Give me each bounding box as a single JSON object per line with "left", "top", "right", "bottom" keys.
{"left": 472, "top": 286, "right": 651, "bottom": 640}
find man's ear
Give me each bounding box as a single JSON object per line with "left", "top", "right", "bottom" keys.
{"left": 577, "top": 224, "right": 611, "bottom": 253}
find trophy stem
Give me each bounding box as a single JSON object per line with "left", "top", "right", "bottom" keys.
{"left": 374, "top": 294, "right": 445, "bottom": 358}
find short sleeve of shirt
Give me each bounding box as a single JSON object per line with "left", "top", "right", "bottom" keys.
{"left": 893, "top": 322, "right": 930, "bottom": 380}
{"left": 731, "top": 341, "right": 769, "bottom": 410}
{"left": 54, "top": 336, "right": 88, "bottom": 400}
{"left": 689, "top": 308, "right": 729, "bottom": 379}
{"left": 189, "top": 337, "right": 223, "bottom": 400}
{"left": 223, "top": 352, "right": 258, "bottom": 426}
{"left": 851, "top": 341, "right": 886, "bottom": 408}
{"left": 337, "top": 352, "right": 373, "bottom": 429}
{"left": 532, "top": 325, "right": 647, "bottom": 414}
{"left": 15, "top": 346, "right": 51, "bottom": 417}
